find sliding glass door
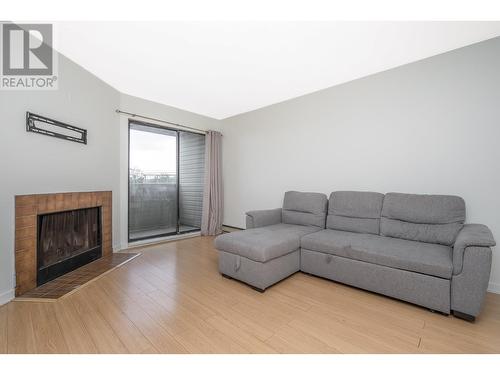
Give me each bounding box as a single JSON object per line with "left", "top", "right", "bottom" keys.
{"left": 128, "top": 121, "right": 205, "bottom": 242}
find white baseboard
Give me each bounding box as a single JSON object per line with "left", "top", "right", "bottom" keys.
{"left": 114, "top": 243, "right": 124, "bottom": 253}
{"left": 488, "top": 282, "right": 500, "bottom": 294}
{"left": 0, "top": 288, "right": 14, "bottom": 306}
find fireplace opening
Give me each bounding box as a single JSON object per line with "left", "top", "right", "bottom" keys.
{"left": 37, "top": 206, "right": 102, "bottom": 286}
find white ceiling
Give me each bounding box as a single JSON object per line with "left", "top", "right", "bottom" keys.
{"left": 53, "top": 21, "right": 500, "bottom": 119}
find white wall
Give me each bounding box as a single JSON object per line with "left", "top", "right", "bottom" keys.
{"left": 220, "top": 37, "right": 500, "bottom": 292}
{"left": 117, "top": 93, "right": 220, "bottom": 249}
{"left": 0, "top": 54, "right": 121, "bottom": 304}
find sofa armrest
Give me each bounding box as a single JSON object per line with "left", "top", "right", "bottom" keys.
{"left": 245, "top": 208, "right": 282, "bottom": 229}
{"left": 453, "top": 224, "right": 495, "bottom": 275}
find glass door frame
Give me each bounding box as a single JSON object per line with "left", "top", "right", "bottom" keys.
{"left": 127, "top": 119, "right": 205, "bottom": 243}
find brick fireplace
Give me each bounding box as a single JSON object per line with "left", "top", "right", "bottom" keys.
{"left": 14, "top": 191, "right": 112, "bottom": 296}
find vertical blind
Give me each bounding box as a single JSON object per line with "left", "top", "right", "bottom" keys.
{"left": 179, "top": 132, "right": 206, "bottom": 229}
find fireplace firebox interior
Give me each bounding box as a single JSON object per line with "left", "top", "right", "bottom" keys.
{"left": 37, "top": 206, "right": 102, "bottom": 286}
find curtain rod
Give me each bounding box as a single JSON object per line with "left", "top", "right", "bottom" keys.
{"left": 115, "top": 109, "right": 210, "bottom": 134}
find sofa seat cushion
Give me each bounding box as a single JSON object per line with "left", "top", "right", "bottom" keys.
{"left": 301, "top": 229, "right": 453, "bottom": 278}
{"left": 215, "top": 224, "right": 320, "bottom": 262}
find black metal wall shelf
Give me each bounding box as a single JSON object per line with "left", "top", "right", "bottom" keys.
{"left": 26, "top": 112, "right": 87, "bottom": 144}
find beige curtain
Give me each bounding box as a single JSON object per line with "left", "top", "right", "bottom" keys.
{"left": 201, "top": 130, "right": 223, "bottom": 235}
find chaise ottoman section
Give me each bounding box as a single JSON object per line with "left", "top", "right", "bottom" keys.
{"left": 218, "top": 249, "right": 300, "bottom": 291}
{"left": 215, "top": 223, "right": 320, "bottom": 291}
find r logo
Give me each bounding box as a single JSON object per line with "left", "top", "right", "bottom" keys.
{"left": 2, "top": 23, "right": 53, "bottom": 76}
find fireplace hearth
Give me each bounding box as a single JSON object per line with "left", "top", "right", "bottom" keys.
{"left": 37, "top": 206, "right": 102, "bottom": 286}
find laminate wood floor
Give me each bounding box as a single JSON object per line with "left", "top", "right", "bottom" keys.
{"left": 1, "top": 236, "right": 499, "bottom": 353}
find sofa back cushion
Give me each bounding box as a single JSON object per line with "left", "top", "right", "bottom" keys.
{"left": 327, "top": 191, "right": 384, "bottom": 234}
{"left": 282, "top": 191, "right": 328, "bottom": 228}
{"left": 381, "top": 192, "right": 465, "bottom": 245}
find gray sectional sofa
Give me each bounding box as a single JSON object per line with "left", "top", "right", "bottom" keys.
{"left": 215, "top": 191, "right": 496, "bottom": 321}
